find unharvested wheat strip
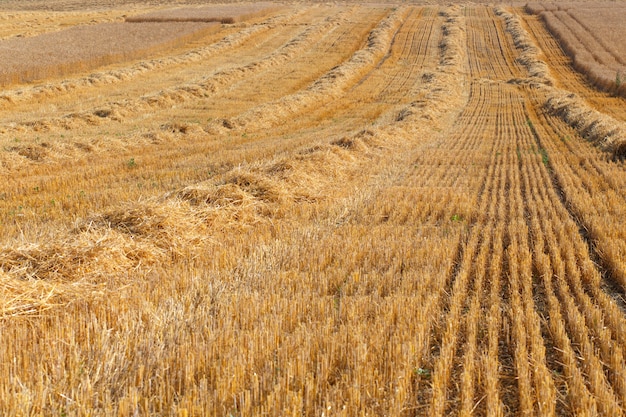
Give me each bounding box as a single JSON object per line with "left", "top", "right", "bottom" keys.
{"left": 0, "top": 9, "right": 133, "bottom": 41}
{"left": 565, "top": 9, "right": 625, "bottom": 66}
{"left": 520, "top": 11, "right": 626, "bottom": 121}
{"left": 0, "top": 21, "right": 223, "bottom": 87}
{"left": 125, "top": 3, "right": 280, "bottom": 24}
{"left": 537, "top": 10, "right": 625, "bottom": 97}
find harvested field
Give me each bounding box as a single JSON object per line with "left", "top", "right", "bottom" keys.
{"left": 1, "top": 1, "right": 626, "bottom": 416}
{"left": 125, "top": 3, "right": 280, "bottom": 24}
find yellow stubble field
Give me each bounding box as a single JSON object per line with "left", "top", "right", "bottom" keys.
{"left": 0, "top": 1, "right": 626, "bottom": 415}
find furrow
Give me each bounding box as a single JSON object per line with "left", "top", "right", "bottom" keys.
{"left": 371, "top": 6, "right": 441, "bottom": 104}
{"left": 423, "top": 81, "right": 516, "bottom": 416}
{"left": 465, "top": 6, "right": 524, "bottom": 81}
{"left": 522, "top": 142, "right": 599, "bottom": 415}
{"left": 515, "top": 96, "right": 625, "bottom": 414}
{"left": 217, "top": 6, "right": 408, "bottom": 132}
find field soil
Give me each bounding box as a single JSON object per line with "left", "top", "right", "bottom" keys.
{"left": 1, "top": 2, "right": 626, "bottom": 415}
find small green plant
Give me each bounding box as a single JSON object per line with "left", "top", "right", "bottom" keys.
{"left": 451, "top": 214, "right": 463, "bottom": 222}
{"left": 526, "top": 118, "right": 541, "bottom": 139}
{"left": 539, "top": 147, "right": 549, "bottom": 166}
{"left": 414, "top": 367, "right": 431, "bottom": 379}
{"left": 333, "top": 284, "right": 343, "bottom": 312}
{"left": 127, "top": 158, "right": 136, "bottom": 168}
{"left": 9, "top": 205, "right": 23, "bottom": 216}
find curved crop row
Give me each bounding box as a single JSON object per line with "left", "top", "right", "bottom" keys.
{"left": 531, "top": 6, "right": 626, "bottom": 97}
{"left": 0, "top": 7, "right": 300, "bottom": 108}
{"left": 498, "top": 7, "right": 626, "bottom": 158}
{"left": 217, "top": 6, "right": 409, "bottom": 131}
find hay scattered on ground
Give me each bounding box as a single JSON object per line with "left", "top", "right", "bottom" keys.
{"left": 542, "top": 90, "right": 626, "bottom": 158}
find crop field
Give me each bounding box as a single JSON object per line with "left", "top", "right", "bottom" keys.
{"left": 0, "top": 1, "right": 626, "bottom": 415}
{"left": 526, "top": 2, "right": 626, "bottom": 97}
